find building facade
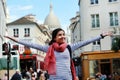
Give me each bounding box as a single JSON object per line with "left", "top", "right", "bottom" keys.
{"left": 0, "top": 0, "right": 17, "bottom": 79}
{"left": 79, "top": 0, "right": 120, "bottom": 52}
{"left": 70, "top": 0, "right": 120, "bottom": 57}
{"left": 0, "top": 0, "right": 7, "bottom": 58}
{"left": 69, "top": 12, "right": 81, "bottom": 58}
{"left": 76, "top": 0, "right": 120, "bottom": 80}
{"left": 7, "top": 14, "right": 51, "bottom": 71}
{"left": 69, "top": 0, "right": 120, "bottom": 80}
{"left": 7, "top": 14, "right": 51, "bottom": 55}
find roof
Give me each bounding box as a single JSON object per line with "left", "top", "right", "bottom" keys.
{"left": 7, "top": 14, "right": 37, "bottom": 25}
{"left": 6, "top": 14, "right": 44, "bottom": 32}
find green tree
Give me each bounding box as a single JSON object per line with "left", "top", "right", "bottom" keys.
{"left": 111, "top": 37, "right": 120, "bottom": 52}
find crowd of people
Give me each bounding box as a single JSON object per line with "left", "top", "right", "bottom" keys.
{"left": 95, "top": 72, "right": 107, "bottom": 80}
{"left": 21, "top": 67, "right": 49, "bottom": 80}
{"left": 94, "top": 72, "right": 119, "bottom": 80}
{"left": 1, "top": 68, "right": 49, "bottom": 80}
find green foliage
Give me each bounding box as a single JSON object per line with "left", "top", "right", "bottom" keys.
{"left": 111, "top": 37, "right": 120, "bottom": 52}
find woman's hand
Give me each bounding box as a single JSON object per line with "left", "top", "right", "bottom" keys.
{"left": 4, "top": 36, "right": 18, "bottom": 42}
{"left": 101, "top": 31, "right": 113, "bottom": 38}
{"left": 102, "top": 31, "right": 113, "bottom": 36}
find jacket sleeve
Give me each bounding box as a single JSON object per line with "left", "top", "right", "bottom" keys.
{"left": 70, "top": 35, "right": 102, "bottom": 51}
{"left": 18, "top": 40, "right": 49, "bottom": 52}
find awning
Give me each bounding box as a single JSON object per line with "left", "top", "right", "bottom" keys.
{"left": 20, "top": 54, "right": 37, "bottom": 59}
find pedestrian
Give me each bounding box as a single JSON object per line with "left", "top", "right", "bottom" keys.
{"left": 26, "top": 67, "right": 33, "bottom": 80}
{"left": 2, "top": 73, "right": 8, "bottom": 80}
{"left": 44, "top": 70, "right": 49, "bottom": 80}
{"left": 40, "top": 72, "right": 45, "bottom": 80}
{"left": 37, "top": 69, "right": 43, "bottom": 80}
{"left": 11, "top": 69, "right": 22, "bottom": 80}
{"left": 31, "top": 72, "right": 36, "bottom": 80}
{"left": 5, "top": 28, "right": 112, "bottom": 80}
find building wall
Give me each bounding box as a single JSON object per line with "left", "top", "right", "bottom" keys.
{"left": 0, "top": 0, "right": 7, "bottom": 58}
{"left": 69, "top": 12, "right": 81, "bottom": 57}
{"left": 79, "top": 0, "right": 120, "bottom": 51}
{"left": 7, "top": 23, "right": 49, "bottom": 57}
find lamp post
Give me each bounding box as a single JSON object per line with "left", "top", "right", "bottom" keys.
{"left": 4, "top": 42, "right": 11, "bottom": 80}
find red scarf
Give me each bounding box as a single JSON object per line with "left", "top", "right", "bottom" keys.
{"left": 44, "top": 43, "right": 77, "bottom": 80}
{"left": 44, "top": 42, "right": 67, "bottom": 75}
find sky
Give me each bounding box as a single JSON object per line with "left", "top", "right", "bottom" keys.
{"left": 6, "top": 0, "right": 79, "bottom": 29}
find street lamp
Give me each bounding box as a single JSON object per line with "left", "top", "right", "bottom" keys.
{"left": 4, "top": 42, "right": 11, "bottom": 80}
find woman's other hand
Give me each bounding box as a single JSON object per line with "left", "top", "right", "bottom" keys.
{"left": 101, "top": 31, "right": 113, "bottom": 38}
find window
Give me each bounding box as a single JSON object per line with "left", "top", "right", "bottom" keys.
{"left": 13, "top": 29, "right": 19, "bottom": 37}
{"left": 24, "top": 28, "right": 30, "bottom": 37}
{"left": 90, "top": 0, "right": 98, "bottom": 4}
{"left": 89, "top": 60, "right": 99, "bottom": 77}
{"left": 12, "top": 45, "right": 19, "bottom": 50}
{"left": 93, "top": 40, "right": 100, "bottom": 45}
{"left": 109, "top": 0, "right": 117, "bottom": 2}
{"left": 92, "top": 40, "right": 101, "bottom": 51}
{"left": 109, "top": 12, "right": 119, "bottom": 26}
{"left": 91, "top": 14, "right": 100, "bottom": 28}
{"left": 112, "top": 58, "right": 120, "bottom": 74}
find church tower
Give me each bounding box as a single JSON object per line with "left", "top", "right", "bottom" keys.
{"left": 44, "top": 3, "right": 61, "bottom": 33}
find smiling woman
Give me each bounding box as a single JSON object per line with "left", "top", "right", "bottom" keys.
{"left": 4, "top": 27, "right": 112, "bottom": 80}
{"left": 49, "top": 28, "right": 66, "bottom": 45}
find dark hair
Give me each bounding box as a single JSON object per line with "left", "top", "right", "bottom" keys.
{"left": 49, "top": 28, "right": 64, "bottom": 45}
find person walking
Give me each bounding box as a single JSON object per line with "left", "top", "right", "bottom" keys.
{"left": 5, "top": 28, "right": 112, "bottom": 80}
{"left": 26, "top": 67, "right": 33, "bottom": 80}
{"left": 2, "top": 73, "right": 8, "bottom": 80}
{"left": 11, "top": 69, "right": 22, "bottom": 80}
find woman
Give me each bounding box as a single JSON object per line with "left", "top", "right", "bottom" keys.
{"left": 5, "top": 28, "right": 112, "bottom": 80}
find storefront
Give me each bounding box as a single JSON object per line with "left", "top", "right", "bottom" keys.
{"left": 20, "top": 54, "right": 45, "bottom": 72}
{"left": 80, "top": 50, "right": 120, "bottom": 80}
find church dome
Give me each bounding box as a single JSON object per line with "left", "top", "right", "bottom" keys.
{"left": 44, "top": 4, "right": 61, "bottom": 28}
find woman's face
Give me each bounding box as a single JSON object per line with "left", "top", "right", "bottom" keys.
{"left": 54, "top": 30, "right": 66, "bottom": 44}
